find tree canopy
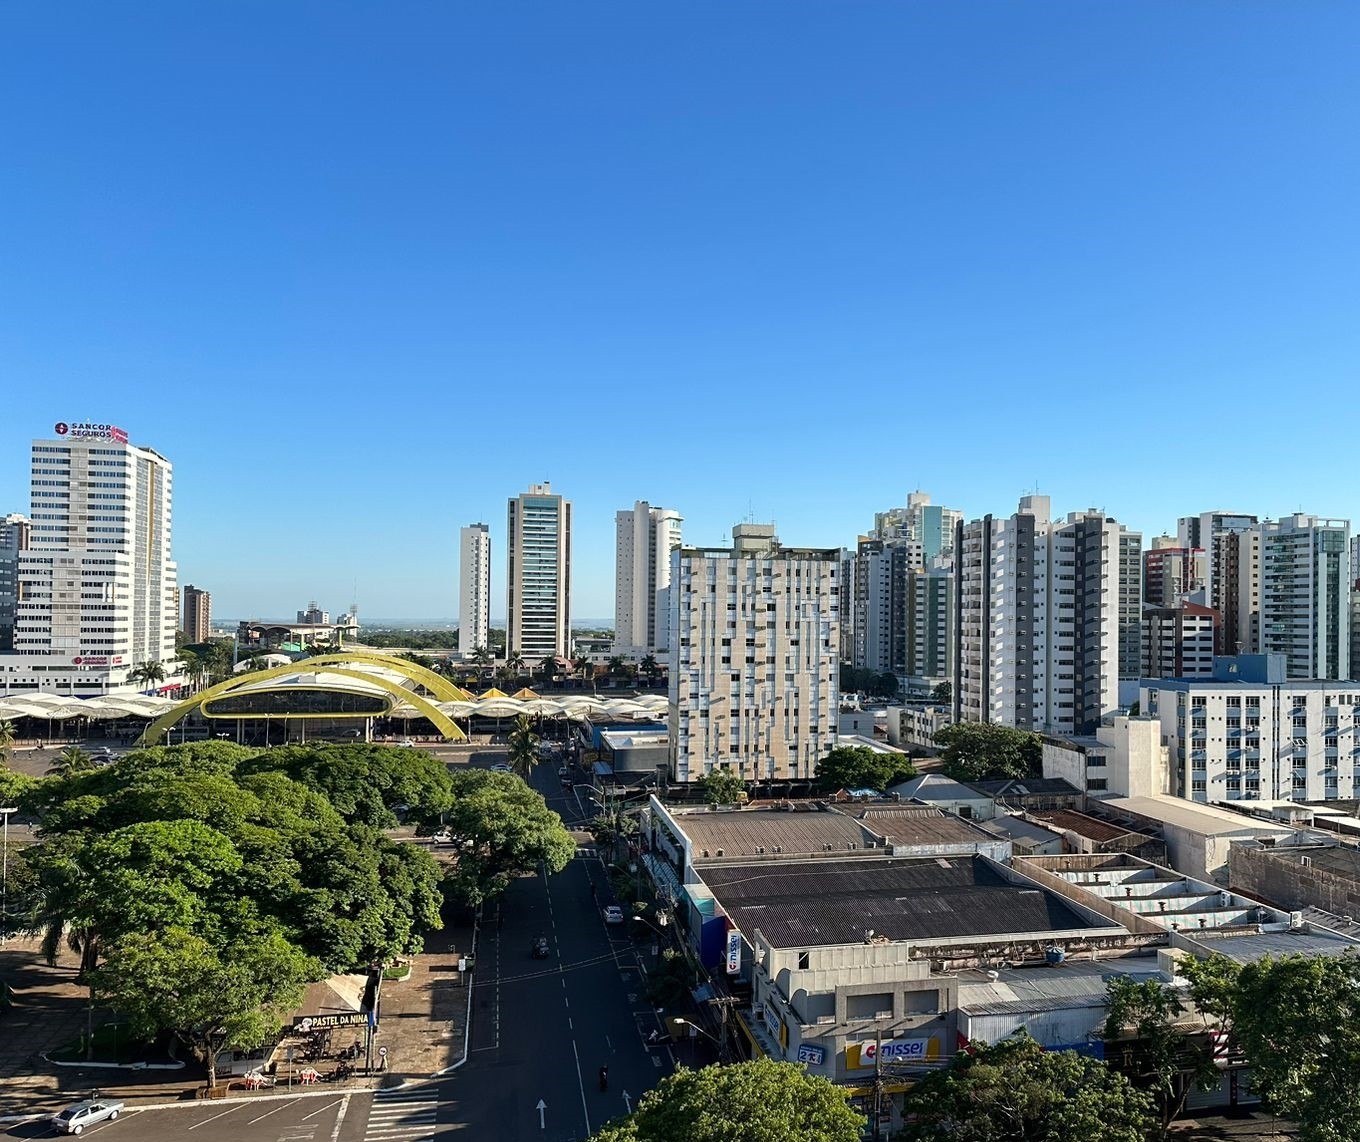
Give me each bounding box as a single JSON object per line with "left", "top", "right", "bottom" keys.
{"left": 839, "top": 665, "right": 899, "bottom": 698}
{"left": 898, "top": 1035, "right": 1157, "bottom": 1142}
{"left": 932, "top": 722, "right": 1043, "bottom": 783}
{"left": 440, "top": 769, "right": 575, "bottom": 907}
{"left": 590, "top": 1059, "right": 864, "bottom": 1142}
{"left": 697, "top": 768, "right": 745, "bottom": 807}
{"left": 1183, "top": 952, "right": 1360, "bottom": 1142}
{"left": 814, "top": 745, "right": 916, "bottom": 793}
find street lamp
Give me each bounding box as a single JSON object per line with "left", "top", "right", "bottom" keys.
{"left": 0, "top": 806, "right": 13, "bottom": 946}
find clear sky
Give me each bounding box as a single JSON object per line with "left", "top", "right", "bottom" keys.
{"left": 3, "top": 2, "right": 1358, "bottom": 622}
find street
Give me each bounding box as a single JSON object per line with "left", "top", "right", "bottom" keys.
{"left": 2, "top": 749, "right": 672, "bottom": 1142}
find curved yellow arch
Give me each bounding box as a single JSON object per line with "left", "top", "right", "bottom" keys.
{"left": 300, "top": 652, "right": 471, "bottom": 702}
{"left": 136, "top": 659, "right": 466, "bottom": 746}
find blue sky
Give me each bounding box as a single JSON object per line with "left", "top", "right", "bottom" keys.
{"left": 3, "top": 2, "right": 1358, "bottom": 622}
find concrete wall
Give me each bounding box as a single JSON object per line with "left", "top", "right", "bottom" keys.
{"left": 1230, "top": 844, "right": 1360, "bottom": 917}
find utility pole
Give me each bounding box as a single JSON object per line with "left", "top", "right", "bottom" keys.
{"left": 872, "top": 1028, "right": 883, "bottom": 1142}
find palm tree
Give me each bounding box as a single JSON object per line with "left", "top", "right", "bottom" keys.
{"left": 471, "top": 645, "right": 494, "bottom": 678}
{"left": 177, "top": 648, "right": 205, "bottom": 692}
{"left": 127, "top": 660, "right": 167, "bottom": 691}
{"left": 639, "top": 654, "right": 659, "bottom": 687}
{"left": 539, "top": 656, "right": 559, "bottom": 687}
{"left": 506, "top": 652, "right": 527, "bottom": 682}
{"left": 0, "top": 718, "right": 16, "bottom": 761}
{"left": 507, "top": 714, "right": 539, "bottom": 778}
{"left": 47, "top": 746, "right": 94, "bottom": 778}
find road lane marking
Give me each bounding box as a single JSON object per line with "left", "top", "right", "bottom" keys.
{"left": 247, "top": 1097, "right": 302, "bottom": 1125}
{"left": 329, "top": 1094, "right": 350, "bottom": 1142}
{"left": 571, "top": 1037, "right": 592, "bottom": 1138}
{"left": 301, "top": 1097, "right": 344, "bottom": 1121}
{"left": 186, "top": 1104, "right": 247, "bottom": 1130}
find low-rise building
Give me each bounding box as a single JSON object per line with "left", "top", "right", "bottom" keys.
{"left": 1040, "top": 716, "right": 1168, "bottom": 799}
{"left": 1027, "top": 809, "right": 1169, "bottom": 866}
{"left": 975, "top": 813, "right": 1065, "bottom": 856}
{"left": 888, "top": 773, "right": 996, "bottom": 820}
{"left": 1229, "top": 841, "right": 1360, "bottom": 919}
{"left": 884, "top": 703, "right": 950, "bottom": 751}
{"left": 965, "top": 778, "right": 1082, "bottom": 814}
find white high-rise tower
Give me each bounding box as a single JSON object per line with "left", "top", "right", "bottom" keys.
{"left": 614, "top": 501, "right": 682, "bottom": 658}
{"left": 459, "top": 523, "right": 491, "bottom": 657}
{"left": 2, "top": 421, "right": 177, "bottom": 696}
{"left": 507, "top": 483, "right": 571, "bottom": 660}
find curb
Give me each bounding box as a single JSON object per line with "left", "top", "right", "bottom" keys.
{"left": 430, "top": 909, "right": 481, "bottom": 1078}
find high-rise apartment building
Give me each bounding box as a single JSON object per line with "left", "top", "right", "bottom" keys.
{"left": 2, "top": 423, "right": 177, "bottom": 696}
{"left": 182, "top": 584, "right": 211, "bottom": 645}
{"left": 872, "top": 491, "right": 961, "bottom": 561}
{"left": 614, "top": 501, "right": 682, "bottom": 658}
{"left": 458, "top": 523, "right": 491, "bottom": 657}
{"left": 1178, "top": 511, "right": 1258, "bottom": 655}
{"left": 1141, "top": 602, "right": 1217, "bottom": 680}
{"left": 847, "top": 536, "right": 952, "bottom": 692}
{"left": 1143, "top": 541, "right": 1206, "bottom": 608}
{"left": 954, "top": 496, "right": 1141, "bottom": 735}
{"left": 507, "top": 483, "right": 571, "bottom": 660}
{"left": 0, "top": 514, "right": 31, "bottom": 653}
{"left": 668, "top": 524, "right": 839, "bottom": 783}
{"left": 1256, "top": 514, "right": 1349, "bottom": 680}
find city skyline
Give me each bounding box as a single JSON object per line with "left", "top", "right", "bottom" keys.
{"left": 4, "top": 5, "right": 1360, "bottom": 617}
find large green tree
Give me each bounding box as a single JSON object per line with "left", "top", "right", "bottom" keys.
{"left": 933, "top": 722, "right": 1043, "bottom": 783}
{"left": 1103, "top": 974, "right": 1217, "bottom": 1130}
{"left": 93, "top": 925, "right": 319, "bottom": 1089}
{"left": 899, "top": 1035, "right": 1157, "bottom": 1142}
{"left": 697, "top": 768, "right": 745, "bottom": 807}
{"left": 590, "top": 1059, "right": 864, "bottom": 1142}
{"left": 814, "top": 745, "right": 916, "bottom": 794}
{"left": 1183, "top": 952, "right": 1360, "bottom": 1142}
{"left": 441, "top": 769, "right": 575, "bottom": 907}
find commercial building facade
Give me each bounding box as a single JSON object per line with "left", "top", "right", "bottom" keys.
{"left": 458, "top": 522, "right": 491, "bottom": 656}
{"left": 0, "top": 513, "right": 30, "bottom": 653}
{"left": 667, "top": 524, "right": 838, "bottom": 783}
{"left": 614, "top": 500, "right": 682, "bottom": 659}
{"left": 506, "top": 483, "right": 571, "bottom": 660}
{"left": 1, "top": 423, "right": 177, "bottom": 696}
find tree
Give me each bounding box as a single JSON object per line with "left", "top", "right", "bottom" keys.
{"left": 814, "top": 745, "right": 916, "bottom": 794}
{"left": 590, "top": 1058, "right": 864, "bottom": 1142}
{"left": 127, "top": 660, "right": 168, "bottom": 690}
{"left": 930, "top": 680, "right": 952, "bottom": 705}
{"left": 506, "top": 652, "right": 527, "bottom": 680}
{"left": 507, "top": 714, "right": 539, "bottom": 778}
{"left": 93, "top": 925, "right": 319, "bottom": 1089}
{"left": 47, "top": 746, "right": 95, "bottom": 778}
{"left": 470, "top": 645, "right": 494, "bottom": 678}
{"left": 698, "top": 768, "right": 745, "bottom": 807}
{"left": 639, "top": 655, "right": 659, "bottom": 685}
{"left": 899, "top": 1035, "right": 1157, "bottom": 1142}
{"left": 0, "top": 718, "right": 15, "bottom": 761}
{"left": 933, "top": 722, "right": 1043, "bottom": 783}
{"left": 539, "top": 656, "right": 559, "bottom": 685}
{"left": 441, "top": 769, "right": 575, "bottom": 907}
{"left": 1103, "top": 974, "right": 1217, "bottom": 1129}
{"left": 1183, "top": 952, "right": 1360, "bottom": 1142}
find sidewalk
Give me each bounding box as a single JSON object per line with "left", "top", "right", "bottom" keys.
{"left": 0, "top": 910, "right": 479, "bottom": 1117}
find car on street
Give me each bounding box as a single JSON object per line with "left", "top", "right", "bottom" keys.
{"left": 398, "top": 739, "right": 417, "bottom": 748}
{"left": 531, "top": 935, "right": 550, "bottom": 958}
{"left": 52, "top": 1098, "right": 125, "bottom": 1134}
{"left": 603, "top": 904, "right": 625, "bottom": 925}
{"left": 491, "top": 762, "right": 512, "bottom": 773}
{"left": 430, "top": 830, "right": 454, "bottom": 845}
{"left": 557, "top": 765, "right": 569, "bottom": 777}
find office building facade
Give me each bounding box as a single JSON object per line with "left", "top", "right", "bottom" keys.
{"left": 2, "top": 423, "right": 177, "bottom": 696}
{"left": 614, "top": 501, "right": 682, "bottom": 658}
{"left": 182, "top": 584, "right": 211, "bottom": 645}
{"left": 668, "top": 524, "right": 839, "bottom": 783}
{"left": 458, "top": 523, "right": 491, "bottom": 657}
{"left": 954, "top": 496, "right": 1141, "bottom": 735}
{"left": 0, "top": 514, "right": 31, "bottom": 653}
{"left": 507, "top": 483, "right": 571, "bottom": 660}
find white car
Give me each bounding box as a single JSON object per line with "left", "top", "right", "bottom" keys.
{"left": 603, "top": 905, "right": 625, "bottom": 925}
{"left": 52, "top": 1098, "right": 125, "bottom": 1134}
{"left": 491, "top": 763, "right": 512, "bottom": 773}
{"left": 398, "top": 739, "right": 417, "bottom": 748}
{"left": 430, "top": 830, "right": 454, "bottom": 845}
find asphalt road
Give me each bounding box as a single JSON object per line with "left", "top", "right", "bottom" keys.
{"left": 6, "top": 748, "right": 671, "bottom": 1142}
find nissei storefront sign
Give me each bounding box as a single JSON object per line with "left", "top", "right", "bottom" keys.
{"left": 796, "top": 1043, "right": 826, "bottom": 1066}
{"left": 54, "top": 421, "right": 129, "bottom": 444}
{"left": 725, "top": 929, "right": 741, "bottom": 974}
{"left": 847, "top": 1038, "right": 940, "bottom": 1068}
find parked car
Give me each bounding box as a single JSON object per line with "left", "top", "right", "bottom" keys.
{"left": 531, "top": 936, "right": 550, "bottom": 958}
{"left": 52, "top": 1098, "right": 125, "bottom": 1134}
{"left": 603, "top": 905, "right": 625, "bottom": 925}
{"left": 398, "top": 739, "right": 417, "bottom": 748}
{"left": 557, "top": 765, "right": 570, "bottom": 777}
{"left": 430, "top": 830, "right": 453, "bottom": 845}
{"left": 491, "top": 763, "right": 512, "bottom": 773}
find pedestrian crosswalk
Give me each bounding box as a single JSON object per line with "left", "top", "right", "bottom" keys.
{"left": 363, "top": 1086, "right": 442, "bottom": 1142}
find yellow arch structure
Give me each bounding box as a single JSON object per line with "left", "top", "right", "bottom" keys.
{"left": 136, "top": 658, "right": 466, "bottom": 746}
{"left": 299, "top": 652, "right": 472, "bottom": 702}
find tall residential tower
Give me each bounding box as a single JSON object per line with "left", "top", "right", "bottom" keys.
{"left": 506, "top": 483, "right": 571, "bottom": 660}
{"left": 614, "top": 501, "right": 682, "bottom": 659}
{"left": 182, "top": 584, "right": 211, "bottom": 645}
{"left": 459, "top": 523, "right": 491, "bottom": 657}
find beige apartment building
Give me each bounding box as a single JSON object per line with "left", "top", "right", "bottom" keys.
{"left": 667, "top": 524, "right": 839, "bottom": 783}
